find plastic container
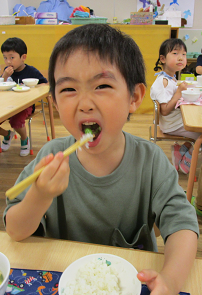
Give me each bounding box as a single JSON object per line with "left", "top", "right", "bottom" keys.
{"left": 194, "top": 53, "right": 201, "bottom": 58}
{"left": 186, "top": 53, "right": 194, "bottom": 58}
{"left": 0, "top": 15, "right": 15, "bottom": 25}
{"left": 70, "top": 17, "right": 108, "bottom": 25}
{"left": 130, "top": 12, "right": 153, "bottom": 25}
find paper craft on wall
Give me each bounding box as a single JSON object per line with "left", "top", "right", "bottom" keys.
{"left": 137, "top": 0, "right": 195, "bottom": 27}
{"left": 192, "top": 36, "right": 198, "bottom": 43}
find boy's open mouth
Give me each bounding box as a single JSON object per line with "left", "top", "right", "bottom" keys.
{"left": 82, "top": 122, "right": 102, "bottom": 140}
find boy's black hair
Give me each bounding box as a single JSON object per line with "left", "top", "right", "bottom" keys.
{"left": 48, "top": 24, "right": 146, "bottom": 102}
{"left": 1, "top": 37, "right": 27, "bottom": 57}
{"left": 154, "top": 38, "right": 187, "bottom": 71}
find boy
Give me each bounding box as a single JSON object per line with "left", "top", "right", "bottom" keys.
{"left": 4, "top": 25, "right": 199, "bottom": 294}
{"left": 0, "top": 37, "right": 47, "bottom": 156}
{"left": 196, "top": 51, "right": 202, "bottom": 75}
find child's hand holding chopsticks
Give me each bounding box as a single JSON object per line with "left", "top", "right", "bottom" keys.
{"left": 31, "top": 152, "right": 70, "bottom": 201}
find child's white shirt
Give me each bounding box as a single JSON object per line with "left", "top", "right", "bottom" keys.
{"left": 150, "top": 74, "right": 184, "bottom": 133}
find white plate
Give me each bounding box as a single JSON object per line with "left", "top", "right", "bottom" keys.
{"left": 12, "top": 86, "right": 30, "bottom": 92}
{"left": 59, "top": 253, "right": 141, "bottom": 295}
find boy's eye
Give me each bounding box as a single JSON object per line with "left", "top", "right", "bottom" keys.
{"left": 96, "top": 84, "right": 112, "bottom": 89}
{"left": 61, "top": 87, "right": 76, "bottom": 93}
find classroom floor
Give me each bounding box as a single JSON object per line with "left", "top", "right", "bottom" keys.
{"left": 0, "top": 106, "right": 202, "bottom": 257}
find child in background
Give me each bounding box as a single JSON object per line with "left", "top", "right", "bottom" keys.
{"left": 195, "top": 50, "right": 202, "bottom": 75}
{"left": 151, "top": 38, "right": 202, "bottom": 174}
{"left": 0, "top": 37, "right": 47, "bottom": 156}
{"left": 4, "top": 25, "right": 199, "bottom": 294}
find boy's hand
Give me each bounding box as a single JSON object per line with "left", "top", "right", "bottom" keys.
{"left": 32, "top": 152, "right": 70, "bottom": 200}
{"left": 2, "top": 66, "right": 14, "bottom": 80}
{"left": 137, "top": 269, "right": 175, "bottom": 295}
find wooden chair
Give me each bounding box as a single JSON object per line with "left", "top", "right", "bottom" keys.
{"left": 0, "top": 99, "right": 50, "bottom": 155}
{"left": 27, "top": 99, "right": 50, "bottom": 155}
{"left": 149, "top": 99, "right": 195, "bottom": 144}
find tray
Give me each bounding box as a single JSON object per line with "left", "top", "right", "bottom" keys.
{"left": 70, "top": 17, "right": 107, "bottom": 25}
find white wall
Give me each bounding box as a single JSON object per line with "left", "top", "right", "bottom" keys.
{"left": 0, "top": 0, "right": 20, "bottom": 15}
{"left": 0, "top": 0, "right": 9, "bottom": 15}
{"left": 178, "top": 0, "right": 202, "bottom": 52}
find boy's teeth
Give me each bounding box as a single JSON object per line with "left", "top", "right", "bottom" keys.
{"left": 83, "top": 122, "right": 96, "bottom": 125}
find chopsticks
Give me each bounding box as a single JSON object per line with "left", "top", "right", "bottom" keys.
{"left": 6, "top": 134, "right": 93, "bottom": 200}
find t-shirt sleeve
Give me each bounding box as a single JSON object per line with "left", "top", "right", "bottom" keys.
{"left": 3, "top": 137, "right": 70, "bottom": 237}
{"left": 2, "top": 142, "right": 53, "bottom": 235}
{"left": 30, "top": 67, "right": 48, "bottom": 84}
{"left": 151, "top": 147, "right": 199, "bottom": 242}
{"left": 150, "top": 77, "right": 175, "bottom": 104}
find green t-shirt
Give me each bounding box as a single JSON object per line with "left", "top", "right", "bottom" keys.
{"left": 4, "top": 132, "right": 199, "bottom": 251}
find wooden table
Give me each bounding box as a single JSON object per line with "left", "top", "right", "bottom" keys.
{"left": 0, "top": 231, "right": 202, "bottom": 294}
{"left": 0, "top": 85, "right": 55, "bottom": 139}
{"left": 181, "top": 104, "right": 202, "bottom": 206}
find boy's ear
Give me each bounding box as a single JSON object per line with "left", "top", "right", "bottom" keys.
{"left": 129, "top": 83, "right": 146, "bottom": 113}
{"left": 159, "top": 54, "right": 166, "bottom": 64}
{"left": 21, "top": 54, "right": 27, "bottom": 62}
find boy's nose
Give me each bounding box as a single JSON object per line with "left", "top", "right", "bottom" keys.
{"left": 80, "top": 107, "right": 93, "bottom": 112}
{"left": 78, "top": 95, "right": 94, "bottom": 112}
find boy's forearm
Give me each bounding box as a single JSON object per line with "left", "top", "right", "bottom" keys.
{"left": 2, "top": 71, "right": 9, "bottom": 81}
{"left": 161, "top": 230, "right": 197, "bottom": 293}
{"left": 6, "top": 186, "right": 52, "bottom": 241}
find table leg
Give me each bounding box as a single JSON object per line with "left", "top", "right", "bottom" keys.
{"left": 187, "top": 135, "right": 202, "bottom": 202}
{"left": 46, "top": 95, "right": 55, "bottom": 139}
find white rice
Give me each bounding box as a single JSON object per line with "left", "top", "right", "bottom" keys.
{"left": 62, "top": 258, "right": 122, "bottom": 295}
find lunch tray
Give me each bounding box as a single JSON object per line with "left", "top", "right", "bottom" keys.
{"left": 4, "top": 268, "right": 190, "bottom": 295}
{"left": 70, "top": 17, "right": 108, "bottom": 25}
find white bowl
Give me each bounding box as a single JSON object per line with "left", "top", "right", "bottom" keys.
{"left": 181, "top": 89, "right": 201, "bottom": 102}
{"left": 0, "top": 82, "right": 16, "bottom": 91}
{"left": 22, "top": 78, "right": 39, "bottom": 87}
{"left": 59, "top": 253, "right": 141, "bottom": 295}
{"left": 0, "top": 252, "right": 10, "bottom": 295}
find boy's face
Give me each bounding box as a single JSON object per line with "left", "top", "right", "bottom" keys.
{"left": 3, "top": 50, "right": 26, "bottom": 72}
{"left": 54, "top": 49, "right": 144, "bottom": 154}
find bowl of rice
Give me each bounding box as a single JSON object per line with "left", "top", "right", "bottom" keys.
{"left": 58, "top": 253, "right": 141, "bottom": 295}
{"left": 181, "top": 89, "right": 202, "bottom": 102}
{"left": 0, "top": 252, "right": 10, "bottom": 295}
